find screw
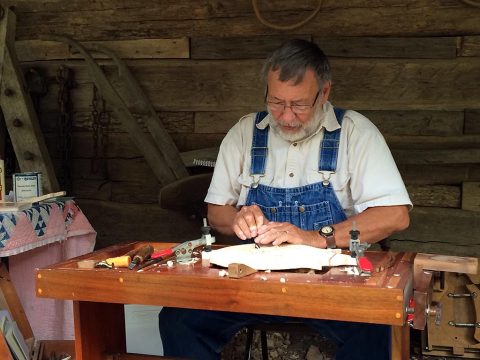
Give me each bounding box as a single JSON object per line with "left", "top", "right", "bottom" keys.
{"left": 13, "top": 118, "right": 22, "bottom": 127}
{"left": 4, "top": 88, "right": 14, "bottom": 96}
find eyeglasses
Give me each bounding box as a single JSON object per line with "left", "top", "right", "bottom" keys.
{"left": 265, "top": 90, "right": 320, "bottom": 114}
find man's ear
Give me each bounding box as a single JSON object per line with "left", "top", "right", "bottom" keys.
{"left": 320, "top": 80, "right": 332, "bottom": 103}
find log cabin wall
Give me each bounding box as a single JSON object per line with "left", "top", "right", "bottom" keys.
{"left": 3, "top": 0, "right": 480, "bottom": 255}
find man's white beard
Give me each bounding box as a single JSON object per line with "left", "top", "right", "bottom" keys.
{"left": 269, "top": 108, "right": 323, "bottom": 142}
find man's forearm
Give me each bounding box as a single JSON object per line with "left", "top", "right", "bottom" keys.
{"left": 333, "top": 205, "right": 410, "bottom": 248}
{"left": 207, "top": 203, "right": 239, "bottom": 236}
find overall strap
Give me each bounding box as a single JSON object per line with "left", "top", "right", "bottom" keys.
{"left": 318, "top": 107, "right": 346, "bottom": 175}
{"left": 250, "top": 111, "right": 269, "bottom": 176}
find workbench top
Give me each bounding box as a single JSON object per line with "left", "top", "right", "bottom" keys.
{"left": 36, "top": 241, "right": 414, "bottom": 327}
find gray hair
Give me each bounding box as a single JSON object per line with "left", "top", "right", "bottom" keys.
{"left": 261, "top": 39, "right": 331, "bottom": 88}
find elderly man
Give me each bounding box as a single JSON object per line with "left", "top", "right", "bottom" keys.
{"left": 159, "top": 39, "right": 411, "bottom": 360}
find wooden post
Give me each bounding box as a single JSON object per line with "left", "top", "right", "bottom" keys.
{"left": 0, "top": 6, "right": 59, "bottom": 193}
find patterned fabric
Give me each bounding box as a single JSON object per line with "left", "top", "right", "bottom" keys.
{"left": 0, "top": 200, "right": 81, "bottom": 252}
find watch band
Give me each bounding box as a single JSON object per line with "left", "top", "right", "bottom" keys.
{"left": 325, "top": 234, "right": 336, "bottom": 249}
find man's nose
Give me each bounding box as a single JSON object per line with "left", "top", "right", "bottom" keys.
{"left": 279, "top": 106, "right": 296, "bottom": 121}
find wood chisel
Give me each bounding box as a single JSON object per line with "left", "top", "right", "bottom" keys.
{"left": 128, "top": 245, "right": 154, "bottom": 269}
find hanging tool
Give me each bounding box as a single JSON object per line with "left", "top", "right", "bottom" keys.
{"left": 348, "top": 222, "right": 373, "bottom": 275}
{"left": 38, "top": 34, "right": 188, "bottom": 186}
{"left": 128, "top": 245, "right": 154, "bottom": 269}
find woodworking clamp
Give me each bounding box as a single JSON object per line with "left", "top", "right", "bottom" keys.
{"left": 348, "top": 223, "right": 373, "bottom": 274}
{"left": 137, "top": 219, "right": 216, "bottom": 270}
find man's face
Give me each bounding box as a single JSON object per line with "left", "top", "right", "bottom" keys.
{"left": 266, "top": 68, "right": 331, "bottom": 142}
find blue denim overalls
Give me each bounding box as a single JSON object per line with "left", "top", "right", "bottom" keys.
{"left": 159, "top": 109, "right": 390, "bottom": 360}
{"left": 245, "top": 108, "right": 348, "bottom": 229}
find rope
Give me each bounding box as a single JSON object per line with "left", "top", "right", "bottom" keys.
{"left": 252, "top": 0, "right": 323, "bottom": 31}
{"left": 460, "top": 0, "right": 480, "bottom": 7}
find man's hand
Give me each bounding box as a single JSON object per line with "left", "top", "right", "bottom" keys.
{"left": 233, "top": 205, "right": 267, "bottom": 240}
{"left": 255, "top": 222, "right": 319, "bottom": 247}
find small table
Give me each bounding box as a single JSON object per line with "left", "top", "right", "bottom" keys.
{"left": 36, "top": 242, "right": 414, "bottom": 360}
{"left": 0, "top": 200, "right": 96, "bottom": 340}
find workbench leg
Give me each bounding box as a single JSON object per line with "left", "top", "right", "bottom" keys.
{"left": 73, "top": 301, "right": 126, "bottom": 360}
{"left": 391, "top": 325, "right": 410, "bottom": 360}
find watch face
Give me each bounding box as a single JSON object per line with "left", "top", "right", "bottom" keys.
{"left": 321, "top": 226, "right": 333, "bottom": 235}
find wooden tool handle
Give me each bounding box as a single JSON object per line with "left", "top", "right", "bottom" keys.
{"left": 105, "top": 256, "right": 131, "bottom": 268}
{"left": 133, "top": 245, "right": 154, "bottom": 262}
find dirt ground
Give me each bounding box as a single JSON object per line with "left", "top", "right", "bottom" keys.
{"left": 221, "top": 328, "right": 473, "bottom": 360}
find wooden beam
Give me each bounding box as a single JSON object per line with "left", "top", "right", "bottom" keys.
{"left": 458, "top": 35, "right": 480, "bottom": 57}
{"left": 462, "top": 182, "right": 480, "bottom": 212}
{"left": 399, "top": 164, "right": 480, "bottom": 185}
{"left": 465, "top": 109, "right": 480, "bottom": 134}
{"left": 194, "top": 110, "right": 465, "bottom": 136}
{"left": 407, "top": 184, "right": 460, "bottom": 208}
{"left": 391, "top": 206, "right": 480, "bottom": 248}
{"left": 25, "top": 57, "right": 480, "bottom": 111}
{"left": 11, "top": 1, "right": 480, "bottom": 39}
{"left": 315, "top": 36, "right": 458, "bottom": 59}
{"left": 414, "top": 253, "right": 478, "bottom": 275}
{"left": 392, "top": 149, "right": 480, "bottom": 165}
{"left": 192, "top": 36, "right": 457, "bottom": 60}
{"left": 15, "top": 38, "right": 190, "bottom": 62}
{"left": 0, "top": 7, "right": 59, "bottom": 193}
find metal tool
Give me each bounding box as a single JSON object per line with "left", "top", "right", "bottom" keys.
{"left": 128, "top": 245, "right": 154, "bottom": 269}
{"left": 348, "top": 222, "right": 373, "bottom": 274}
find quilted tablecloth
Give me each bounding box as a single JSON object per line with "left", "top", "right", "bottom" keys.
{"left": 0, "top": 199, "right": 96, "bottom": 340}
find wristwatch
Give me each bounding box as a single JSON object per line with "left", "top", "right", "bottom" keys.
{"left": 319, "top": 225, "right": 336, "bottom": 249}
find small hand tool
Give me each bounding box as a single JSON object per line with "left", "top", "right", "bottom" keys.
{"left": 128, "top": 245, "right": 154, "bottom": 269}
{"left": 201, "top": 218, "right": 213, "bottom": 252}
{"left": 348, "top": 222, "right": 373, "bottom": 274}
{"left": 107, "top": 256, "right": 132, "bottom": 268}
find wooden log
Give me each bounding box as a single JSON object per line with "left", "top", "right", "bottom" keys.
{"left": 399, "top": 164, "right": 480, "bottom": 185}
{"left": 414, "top": 253, "right": 478, "bottom": 275}
{"left": 386, "top": 135, "right": 480, "bottom": 149}
{"left": 392, "top": 149, "right": 480, "bottom": 165}
{"left": 406, "top": 184, "right": 460, "bottom": 208}
{"left": 465, "top": 109, "right": 480, "bottom": 134}
{"left": 15, "top": 38, "right": 189, "bottom": 62}
{"left": 314, "top": 36, "right": 458, "bottom": 59}
{"left": 11, "top": 1, "right": 480, "bottom": 39}
{"left": 389, "top": 239, "right": 480, "bottom": 258}
{"left": 192, "top": 36, "right": 457, "bottom": 60}
{"left": 458, "top": 35, "right": 480, "bottom": 57}
{"left": 39, "top": 110, "right": 194, "bottom": 134}
{"left": 360, "top": 111, "right": 464, "bottom": 136}
{"left": 191, "top": 35, "right": 311, "bottom": 59}
{"left": 462, "top": 182, "right": 480, "bottom": 212}
{"left": 391, "top": 206, "right": 480, "bottom": 251}
{"left": 25, "top": 57, "right": 480, "bottom": 111}
{"left": 195, "top": 110, "right": 465, "bottom": 136}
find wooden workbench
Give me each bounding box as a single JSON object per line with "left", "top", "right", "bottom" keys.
{"left": 35, "top": 242, "right": 415, "bottom": 360}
